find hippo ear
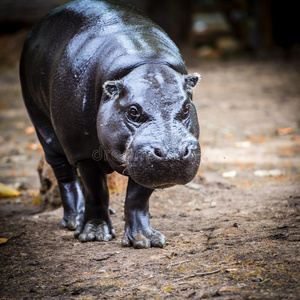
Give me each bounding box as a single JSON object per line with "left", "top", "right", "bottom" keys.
{"left": 103, "top": 80, "right": 123, "bottom": 99}
{"left": 184, "top": 73, "right": 201, "bottom": 93}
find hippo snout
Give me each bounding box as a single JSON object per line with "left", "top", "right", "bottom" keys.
{"left": 151, "top": 141, "right": 198, "bottom": 161}
{"left": 126, "top": 138, "right": 201, "bottom": 189}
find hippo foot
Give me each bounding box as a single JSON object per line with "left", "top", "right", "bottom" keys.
{"left": 121, "top": 227, "right": 165, "bottom": 249}
{"left": 61, "top": 213, "right": 84, "bottom": 231}
{"left": 74, "top": 219, "right": 116, "bottom": 242}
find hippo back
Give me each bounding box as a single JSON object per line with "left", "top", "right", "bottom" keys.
{"left": 20, "top": 0, "right": 187, "bottom": 165}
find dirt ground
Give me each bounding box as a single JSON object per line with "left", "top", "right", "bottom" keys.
{"left": 0, "top": 30, "right": 300, "bottom": 299}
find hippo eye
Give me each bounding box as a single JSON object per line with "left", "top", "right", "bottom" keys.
{"left": 181, "top": 103, "right": 191, "bottom": 119}
{"left": 127, "top": 105, "right": 141, "bottom": 122}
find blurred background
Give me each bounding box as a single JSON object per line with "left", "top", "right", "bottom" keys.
{"left": 0, "top": 0, "right": 300, "bottom": 68}
{"left": 0, "top": 0, "right": 299, "bottom": 208}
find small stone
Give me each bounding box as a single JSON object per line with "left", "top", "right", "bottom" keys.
{"left": 14, "top": 198, "right": 22, "bottom": 203}
{"left": 254, "top": 169, "right": 282, "bottom": 177}
{"left": 109, "top": 208, "right": 116, "bottom": 214}
{"left": 234, "top": 141, "right": 251, "bottom": 148}
{"left": 185, "top": 182, "right": 201, "bottom": 190}
{"left": 222, "top": 170, "right": 237, "bottom": 178}
{"left": 183, "top": 237, "right": 190, "bottom": 243}
{"left": 269, "top": 169, "right": 282, "bottom": 176}
{"left": 17, "top": 182, "right": 31, "bottom": 190}
{"left": 210, "top": 201, "right": 217, "bottom": 207}
{"left": 252, "top": 274, "right": 263, "bottom": 282}
{"left": 225, "top": 268, "right": 238, "bottom": 273}
{"left": 254, "top": 170, "right": 269, "bottom": 177}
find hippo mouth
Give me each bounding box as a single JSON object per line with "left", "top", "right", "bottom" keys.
{"left": 125, "top": 147, "right": 201, "bottom": 189}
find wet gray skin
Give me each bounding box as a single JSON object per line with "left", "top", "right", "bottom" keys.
{"left": 20, "top": 0, "right": 201, "bottom": 248}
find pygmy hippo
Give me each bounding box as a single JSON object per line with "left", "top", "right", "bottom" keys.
{"left": 20, "top": 0, "right": 201, "bottom": 248}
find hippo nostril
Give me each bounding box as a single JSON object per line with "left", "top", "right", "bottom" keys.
{"left": 154, "top": 148, "right": 164, "bottom": 158}
{"left": 183, "top": 146, "right": 191, "bottom": 158}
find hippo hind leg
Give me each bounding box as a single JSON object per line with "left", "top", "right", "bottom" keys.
{"left": 38, "top": 132, "right": 85, "bottom": 230}
{"left": 74, "top": 158, "right": 116, "bottom": 242}
{"left": 51, "top": 162, "right": 85, "bottom": 230}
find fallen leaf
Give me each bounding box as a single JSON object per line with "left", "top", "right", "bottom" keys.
{"left": 167, "top": 252, "right": 177, "bottom": 259}
{"left": 247, "top": 136, "right": 266, "bottom": 143}
{"left": 31, "top": 196, "right": 41, "bottom": 206}
{"left": 0, "top": 238, "right": 8, "bottom": 244}
{"left": 28, "top": 143, "right": 40, "bottom": 151}
{"left": 197, "top": 168, "right": 204, "bottom": 175}
{"left": 0, "top": 183, "right": 20, "bottom": 198}
{"left": 278, "top": 127, "right": 293, "bottom": 135}
{"left": 165, "top": 285, "right": 172, "bottom": 291}
{"left": 226, "top": 133, "right": 233, "bottom": 140}
{"left": 24, "top": 126, "right": 35, "bottom": 134}
{"left": 280, "top": 146, "right": 300, "bottom": 157}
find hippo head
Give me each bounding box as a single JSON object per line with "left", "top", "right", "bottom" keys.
{"left": 97, "top": 64, "right": 201, "bottom": 189}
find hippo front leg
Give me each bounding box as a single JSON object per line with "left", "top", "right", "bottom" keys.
{"left": 74, "top": 159, "right": 115, "bottom": 242}
{"left": 121, "top": 178, "right": 165, "bottom": 249}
